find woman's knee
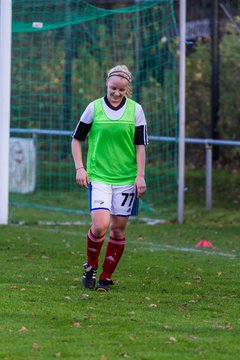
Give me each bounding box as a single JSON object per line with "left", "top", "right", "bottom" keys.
{"left": 91, "top": 210, "right": 110, "bottom": 236}
{"left": 91, "top": 222, "right": 108, "bottom": 237}
{"left": 110, "top": 228, "right": 125, "bottom": 239}
{"left": 110, "top": 216, "right": 128, "bottom": 239}
{"left": 110, "top": 219, "right": 128, "bottom": 238}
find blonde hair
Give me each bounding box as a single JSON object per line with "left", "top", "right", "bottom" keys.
{"left": 107, "top": 64, "right": 132, "bottom": 98}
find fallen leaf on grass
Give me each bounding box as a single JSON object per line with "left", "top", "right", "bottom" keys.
{"left": 73, "top": 322, "right": 81, "bottom": 328}
{"left": 129, "top": 335, "right": 137, "bottom": 341}
{"left": 163, "top": 325, "right": 172, "bottom": 330}
{"left": 148, "top": 303, "right": 157, "bottom": 308}
{"left": 18, "top": 326, "right": 28, "bottom": 332}
{"left": 165, "top": 336, "right": 177, "bottom": 344}
{"left": 120, "top": 353, "right": 130, "bottom": 358}
{"left": 212, "top": 323, "right": 225, "bottom": 329}
{"left": 32, "top": 342, "right": 40, "bottom": 350}
{"left": 217, "top": 272, "right": 222, "bottom": 277}
{"left": 212, "top": 322, "right": 233, "bottom": 331}
{"left": 101, "top": 355, "right": 108, "bottom": 360}
{"left": 128, "top": 311, "right": 135, "bottom": 316}
{"left": 188, "top": 335, "right": 198, "bottom": 340}
{"left": 79, "top": 293, "right": 89, "bottom": 300}
{"left": 55, "top": 352, "right": 61, "bottom": 358}
{"left": 225, "top": 323, "right": 233, "bottom": 330}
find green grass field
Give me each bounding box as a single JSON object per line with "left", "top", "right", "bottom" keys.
{"left": 0, "top": 169, "right": 239, "bottom": 359}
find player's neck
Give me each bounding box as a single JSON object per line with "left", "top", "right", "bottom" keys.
{"left": 104, "top": 96, "right": 126, "bottom": 111}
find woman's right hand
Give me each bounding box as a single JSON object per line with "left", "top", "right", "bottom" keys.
{"left": 76, "top": 168, "right": 89, "bottom": 189}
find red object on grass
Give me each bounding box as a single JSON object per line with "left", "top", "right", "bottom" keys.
{"left": 196, "top": 240, "right": 213, "bottom": 248}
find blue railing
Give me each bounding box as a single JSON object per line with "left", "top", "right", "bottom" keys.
{"left": 10, "top": 128, "right": 240, "bottom": 210}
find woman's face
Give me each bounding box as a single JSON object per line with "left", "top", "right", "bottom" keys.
{"left": 106, "top": 76, "right": 129, "bottom": 107}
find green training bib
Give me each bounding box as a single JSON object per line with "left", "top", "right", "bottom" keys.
{"left": 87, "top": 98, "right": 136, "bottom": 185}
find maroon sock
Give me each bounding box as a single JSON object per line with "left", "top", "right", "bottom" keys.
{"left": 100, "top": 236, "right": 126, "bottom": 280}
{"left": 87, "top": 229, "right": 105, "bottom": 268}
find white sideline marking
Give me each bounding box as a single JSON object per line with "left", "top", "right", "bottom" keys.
{"left": 38, "top": 221, "right": 88, "bottom": 226}
{"left": 31, "top": 227, "right": 238, "bottom": 259}
{"left": 129, "top": 241, "right": 237, "bottom": 258}
{"left": 14, "top": 217, "right": 166, "bottom": 226}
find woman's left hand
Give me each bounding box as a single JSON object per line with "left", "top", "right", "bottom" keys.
{"left": 134, "top": 176, "right": 146, "bottom": 198}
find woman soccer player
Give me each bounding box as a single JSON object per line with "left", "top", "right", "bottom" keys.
{"left": 71, "top": 64, "right": 148, "bottom": 291}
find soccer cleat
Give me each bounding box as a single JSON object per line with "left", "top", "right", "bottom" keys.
{"left": 96, "top": 279, "right": 114, "bottom": 292}
{"left": 82, "top": 263, "right": 98, "bottom": 289}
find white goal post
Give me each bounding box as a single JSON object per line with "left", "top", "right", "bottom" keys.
{"left": 0, "top": 0, "right": 12, "bottom": 224}
{"left": 178, "top": 0, "right": 187, "bottom": 224}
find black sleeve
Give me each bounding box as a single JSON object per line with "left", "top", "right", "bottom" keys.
{"left": 134, "top": 125, "right": 148, "bottom": 145}
{"left": 72, "top": 122, "right": 92, "bottom": 141}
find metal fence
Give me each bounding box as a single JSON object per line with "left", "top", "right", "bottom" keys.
{"left": 10, "top": 127, "right": 240, "bottom": 216}
{"left": 150, "top": 135, "right": 240, "bottom": 210}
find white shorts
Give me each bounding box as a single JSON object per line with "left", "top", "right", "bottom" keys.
{"left": 88, "top": 182, "right": 139, "bottom": 217}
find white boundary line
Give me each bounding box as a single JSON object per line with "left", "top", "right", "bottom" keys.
{"left": 28, "top": 227, "right": 238, "bottom": 259}
{"left": 129, "top": 241, "right": 237, "bottom": 258}
{"left": 13, "top": 217, "right": 168, "bottom": 226}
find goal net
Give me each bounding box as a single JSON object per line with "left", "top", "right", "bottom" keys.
{"left": 10, "top": 0, "right": 178, "bottom": 223}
